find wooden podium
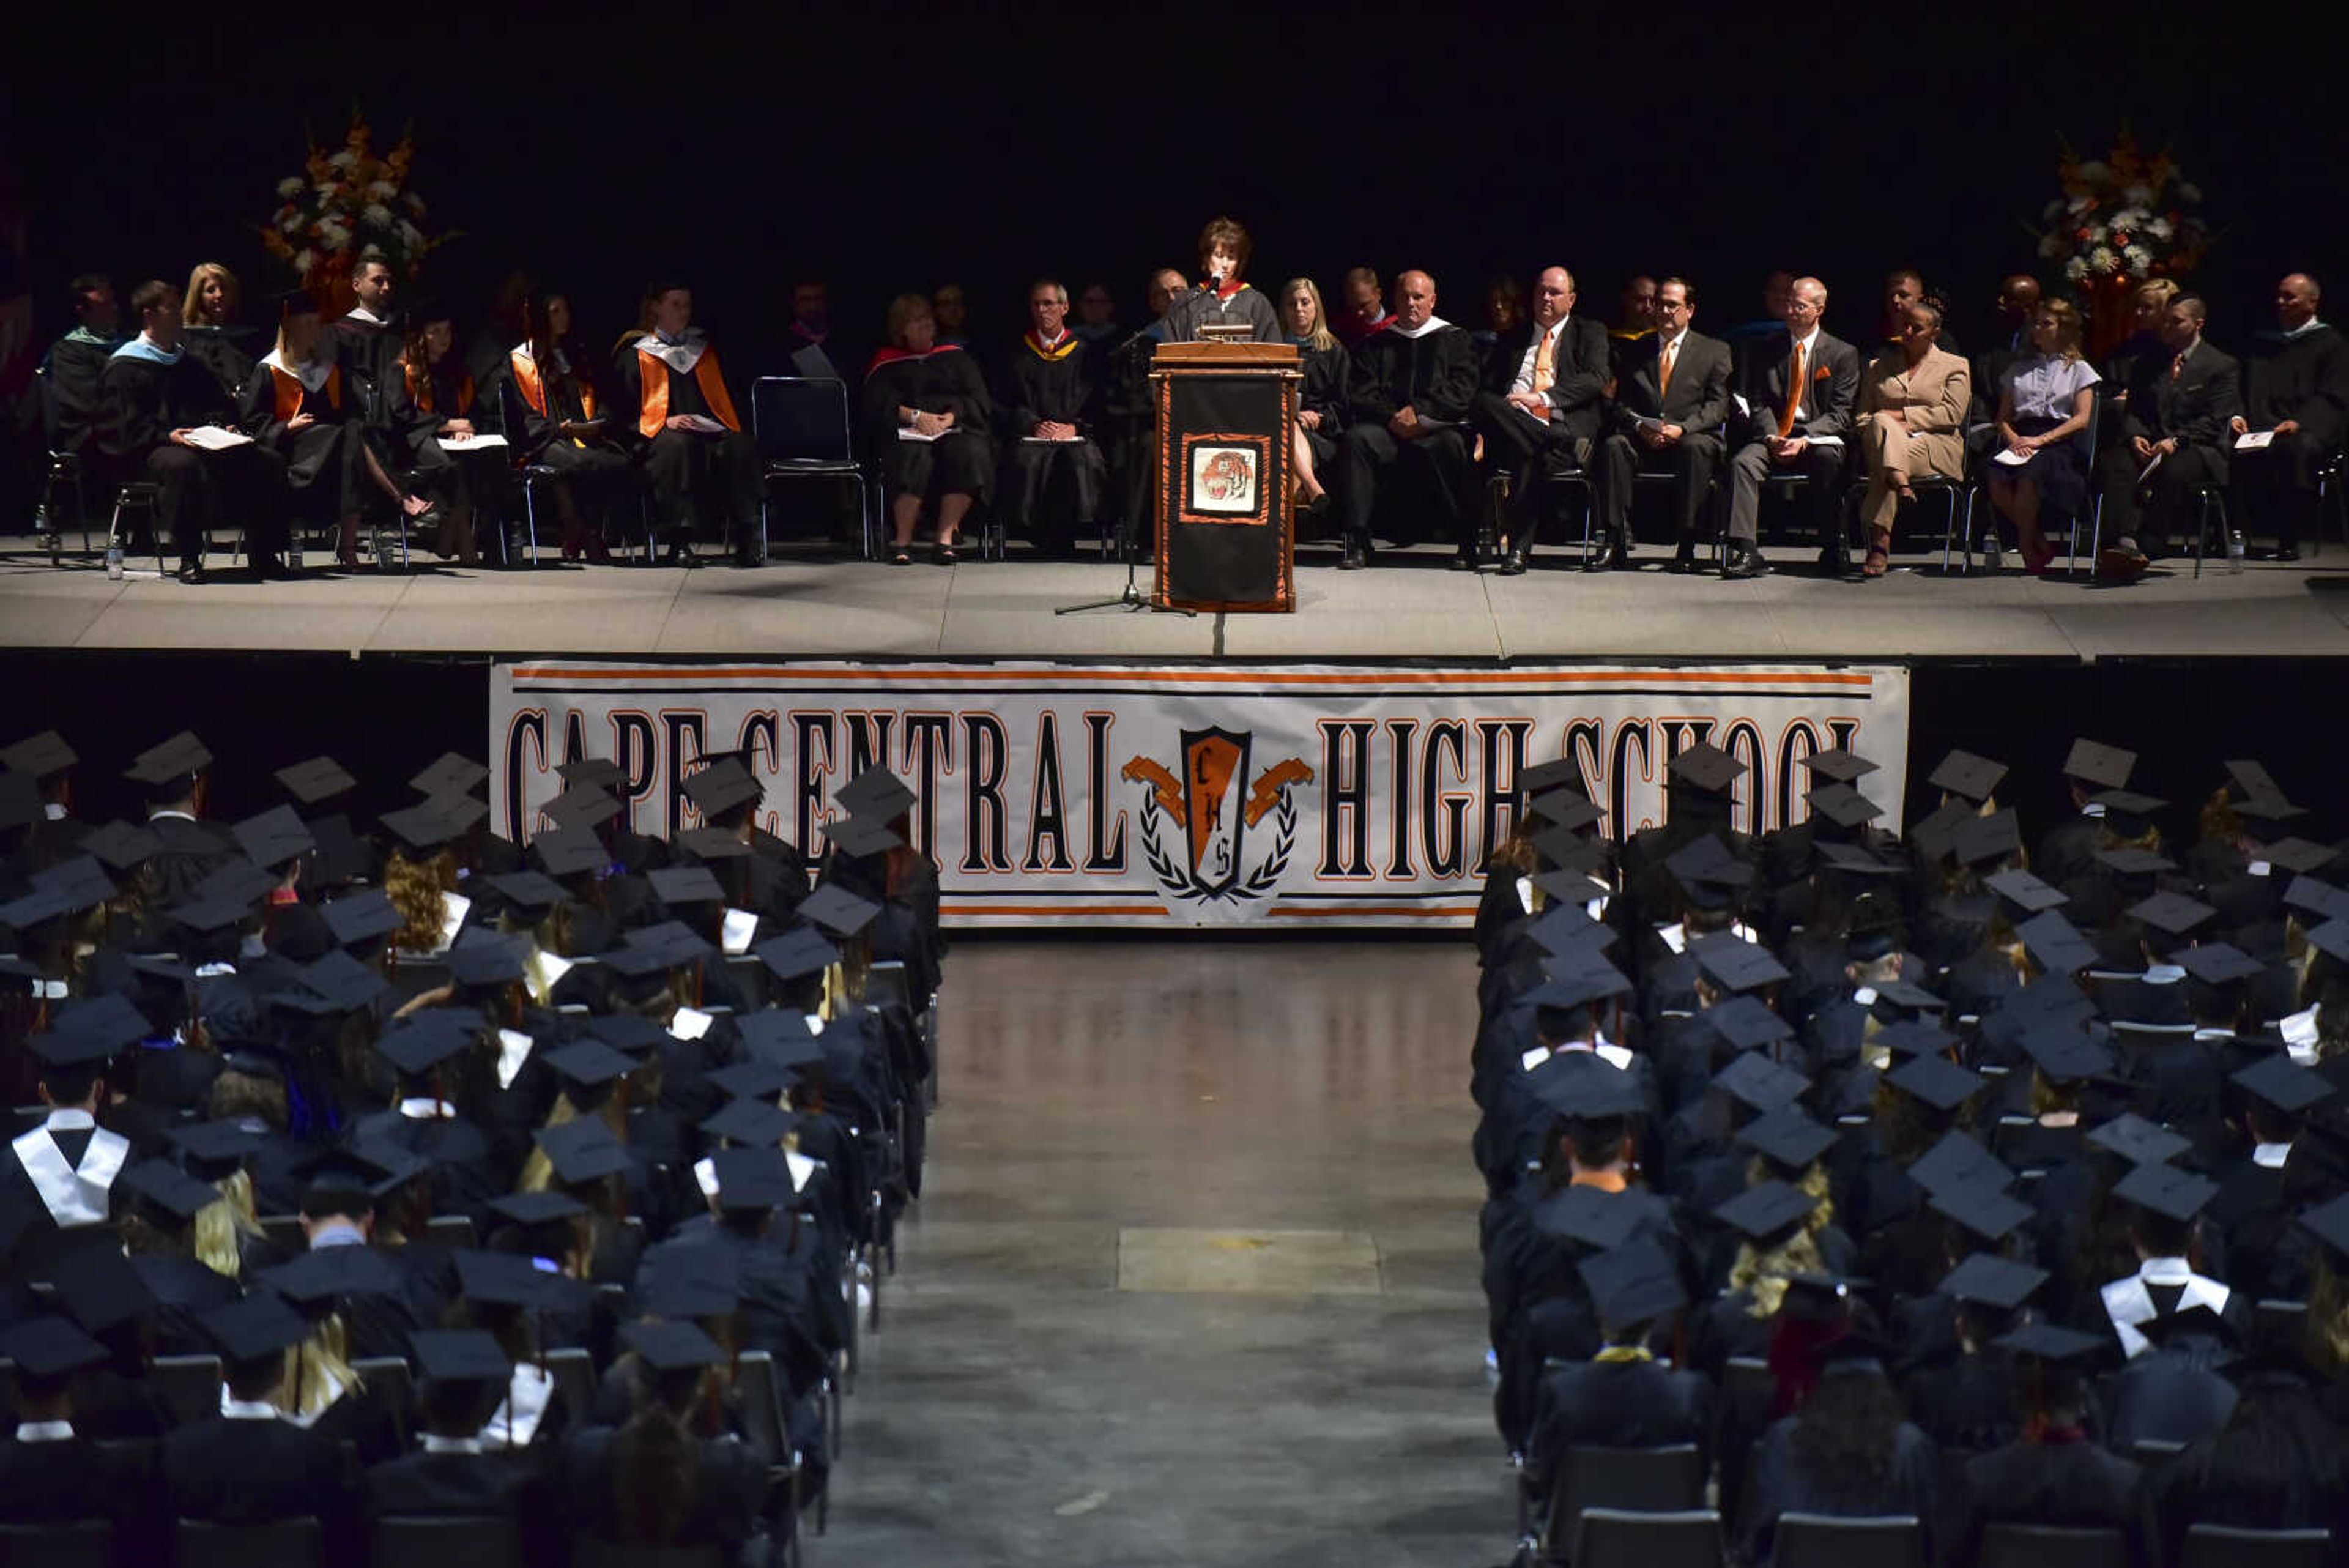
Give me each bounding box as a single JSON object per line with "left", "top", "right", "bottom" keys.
{"left": 1151, "top": 341, "right": 1300, "bottom": 612}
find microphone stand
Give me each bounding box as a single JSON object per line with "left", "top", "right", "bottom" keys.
{"left": 1056, "top": 327, "right": 1194, "bottom": 616}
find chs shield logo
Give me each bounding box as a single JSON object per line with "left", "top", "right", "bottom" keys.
{"left": 1122, "top": 728, "right": 1314, "bottom": 904}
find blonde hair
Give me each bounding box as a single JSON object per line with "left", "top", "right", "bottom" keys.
{"left": 1729, "top": 1227, "right": 1828, "bottom": 1318}
{"left": 194, "top": 1168, "right": 264, "bottom": 1279}
{"left": 184, "top": 262, "right": 240, "bottom": 325}
{"left": 386, "top": 847, "right": 459, "bottom": 954}
{"left": 1281, "top": 278, "right": 1338, "bottom": 352}
{"left": 2133, "top": 278, "right": 2181, "bottom": 313}
{"left": 2038, "top": 299, "right": 2087, "bottom": 363}
{"left": 282, "top": 1313, "right": 363, "bottom": 1419}
{"left": 2309, "top": 1256, "right": 2349, "bottom": 1375}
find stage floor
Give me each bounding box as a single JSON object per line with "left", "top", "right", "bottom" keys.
{"left": 9, "top": 539, "right": 2349, "bottom": 661}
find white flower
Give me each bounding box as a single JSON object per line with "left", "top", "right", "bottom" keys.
{"left": 366, "top": 179, "right": 397, "bottom": 199}
{"left": 314, "top": 181, "right": 339, "bottom": 201}
{"left": 277, "top": 176, "right": 305, "bottom": 198}
{"left": 2124, "top": 245, "right": 2153, "bottom": 270}
{"left": 358, "top": 242, "right": 386, "bottom": 261}
{"left": 2085, "top": 226, "right": 2109, "bottom": 245}
{"left": 2146, "top": 217, "right": 2175, "bottom": 241}
{"left": 2176, "top": 182, "right": 2203, "bottom": 204}
{"left": 2066, "top": 194, "right": 2094, "bottom": 216}
{"left": 317, "top": 221, "right": 352, "bottom": 251}
{"left": 2122, "top": 182, "right": 2153, "bottom": 205}
{"left": 2064, "top": 257, "right": 2089, "bottom": 282}
{"left": 363, "top": 202, "right": 396, "bottom": 228}
{"left": 280, "top": 211, "right": 305, "bottom": 234}
{"left": 2089, "top": 246, "right": 2119, "bottom": 274}
{"left": 397, "top": 220, "right": 423, "bottom": 247}
{"left": 292, "top": 248, "right": 316, "bottom": 277}
{"left": 2038, "top": 233, "right": 2068, "bottom": 259}
{"left": 328, "top": 149, "right": 358, "bottom": 170}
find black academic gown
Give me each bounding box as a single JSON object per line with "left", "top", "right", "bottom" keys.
{"left": 364, "top": 1441, "right": 556, "bottom": 1562}
{"left": 1524, "top": 1356, "right": 1711, "bottom": 1504}
{"left": 183, "top": 324, "right": 259, "bottom": 406}
{"left": 239, "top": 352, "right": 369, "bottom": 540}
{"left": 1737, "top": 1405, "right": 1940, "bottom": 1565}
{"left": 1946, "top": 1439, "right": 2153, "bottom": 1566}
{"left": 0, "top": 1429, "right": 148, "bottom": 1530}
{"left": 98, "top": 343, "right": 243, "bottom": 567}
{"left": 862, "top": 345, "right": 995, "bottom": 504}
{"left": 330, "top": 311, "right": 404, "bottom": 425}
{"left": 1159, "top": 281, "right": 1282, "bottom": 343}
{"left": 161, "top": 1412, "right": 359, "bottom": 1549}
{"left": 609, "top": 332, "right": 762, "bottom": 545}
{"left": 42, "top": 329, "right": 120, "bottom": 461}
{"left": 992, "top": 333, "right": 1105, "bottom": 548}
{"left": 1337, "top": 321, "right": 1480, "bottom": 546}
{"left": 554, "top": 1425, "right": 767, "bottom": 1556}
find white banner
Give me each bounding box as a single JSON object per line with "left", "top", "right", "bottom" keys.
{"left": 490, "top": 661, "right": 1909, "bottom": 929}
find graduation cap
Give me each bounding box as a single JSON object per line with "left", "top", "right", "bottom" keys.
{"left": 820, "top": 813, "right": 904, "bottom": 858}
{"left": 49, "top": 1242, "right": 157, "bottom": 1336}
{"left": 536, "top": 1118, "right": 636, "bottom": 1183}
{"left": 798, "top": 883, "right": 881, "bottom": 940}
{"left": 650, "top": 865, "right": 726, "bottom": 908}
{"left": 408, "top": 1328, "right": 512, "bottom": 1386}
{"left": 1814, "top": 841, "right": 1899, "bottom": 878}
{"left": 2124, "top": 892, "right": 2216, "bottom": 945}
{"left": 579, "top": 1012, "right": 666, "bottom": 1057}
{"left": 1712, "top": 1179, "right": 1818, "bottom": 1240}
{"left": 1691, "top": 931, "right": 1789, "bottom": 993}
{"left": 637, "top": 1250, "right": 744, "bottom": 1320}
{"left": 275, "top": 288, "right": 322, "bottom": 321}
{"left": 1665, "top": 833, "right": 1753, "bottom": 891}
{"left": 701, "top": 1096, "right": 803, "bottom": 1149}
{"left": 1579, "top": 1237, "right": 1687, "bottom": 1328}
{"left": 231, "top": 804, "right": 314, "bottom": 871}
{"left": 1906, "top": 800, "right": 1975, "bottom": 862}
{"left": 835, "top": 765, "right": 918, "bottom": 823}
{"left": 533, "top": 827, "right": 609, "bottom": 878}
{"left": 1524, "top": 903, "right": 1613, "bottom": 963}
{"left": 447, "top": 934, "right": 527, "bottom": 987}
{"left": 0, "top": 729, "right": 76, "bottom": 779}
{"left": 1525, "top": 793, "right": 1603, "bottom": 836}
{"left": 2063, "top": 738, "right": 2136, "bottom": 789}
{"left": 1526, "top": 1053, "right": 1648, "bottom": 1120}
{"left": 554, "top": 757, "right": 629, "bottom": 793}
{"left": 1870, "top": 1019, "right": 1957, "bottom": 1060}
{"left": 2112, "top": 1160, "right": 2219, "bottom": 1223}
{"left": 125, "top": 1157, "right": 231, "bottom": 1222}
{"left": 2093, "top": 845, "right": 2177, "bottom": 877}
{"left": 124, "top": 730, "right": 213, "bottom": 786}
{"left": 1527, "top": 1183, "right": 1653, "bottom": 1249}
{"left": 430, "top": 794, "right": 490, "bottom": 836}
{"left": 303, "top": 812, "right": 371, "bottom": 884}
{"left": 1797, "top": 746, "right": 1879, "bottom": 784}
{"left": 1928, "top": 1169, "right": 2035, "bottom": 1242}
{"left": 488, "top": 870, "right": 569, "bottom": 913}
{"left": 621, "top": 1319, "right": 726, "bottom": 1372}
{"left": 2232, "top": 1053, "right": 2334, "bottom": 1115}
{"left": 2264, "top": 839, "right": 2340, "bottom": 875}
{"left": 2019, "top": 1023, "right": 2115, "bottom": 1083}
{"left": 1704, "top": 995, "right": 1794, "bottom": 1051}
{"left": 1535, "top": 828, "right": 1611, "bottom": 877}
{"left": 2085, "top": 1112, "right": 2192, "bottom": 1166}
{"left": 1666, "top": 742, "right": 1746, "bottom": 795}
{"left": 1781, "top": 1272, "right": 1866, "bottom": 1323}
{"left": 31, "top": 855, "right": 116, "bottom": 915}
{"left": 626, "top": 919, "right": 717, "bottom": 968}
{"left": 0, "top": 1315, "right": 109, "bottom": 1383}
{"left": 2017, "top": 909, "right": 2099, "bottom": 975}
{"left": 380, "top": 801, "right": 466, "bottom": 853}
{"left": 707, "top": 1060, "right": 798, "bottom": 1102}
{"left": 543, "top": 1038, "right": 637, "bottom": 1088}
{"left": 1523, "top": 959, "right": 1635, "bottom": 1014}
{"left": 2306, "top": 919, "right": 2349, "bottom": 966}
{"left": 0, "top": 771, "right": 41, "bottom": 832}
{"left": 3, "top": 885, "right": 80, "bottom": 931}
{"left": 1884, "top": 1052, "right": 1983, "bottom": 1110}
{"left": 168, "top": 1119, "right": 268, "bottom": 1180}
{"left": 73, "top": 821, "right": 163, "bottom": 875}
{"left": 1942, "top": 1252, "right": 2047, "bottom": 1311}
{"left": 1532, "top": 869, "right": 1614, "bottom": 913}
{"left": 1951, "top": 808, "right": 2022, "bottom": 867}
{"left": 27, "top": 1023, "right": 127, "bottom": 1072}
{"left": 201, "top": 1290, "right": 313, "bottom": 1363}
{"left": 54, "top": 994, "right": 154, "bottom": 1052}
{"left": 1994, "top": 1322, "right": 2109, "bottom": 1364}
{"left": 681, "top": 759, "right": 762, "bottom": 819}
{"left": 274, "top": 756, "right": 356, "bottom": 806}
{"left": 259, "top": 1241, "right": 409, "bottom": 1310}
{"left": 1928, "top": 749, "right": 2008, "bottom": 802}
{"left": 1737, "top": 1105, "right": 1838, "bottom": 1169}
{"left": 1518, "top": 757, "right": 1585, "bottom": 800}
{"left": 412, "top": 752, "right": 489, "bottom": 798}
{"left": 541, "top": 785, "right": 622, "bottom": 831}
{"left": 707, "top": 1146, "right": 796, "bottom": 1211}
{"left": 1907, "top": 1129, "right": 2009, "bottom": 1196}
{"left": 2174, "top": 942, "right": 2265, "bottom": 987}
{"left": 450, "top": 1247, "right": 580, "bottom": 1312}
{"left": 374, "top": 1011, "right": 480, "bottom": 1076}
{"left": 677, "top": 827, "right": 753, "bottom": 861}
{"left": 2298, "top": 1191, "right": 2349, "bottom": 1261}
{"left": 487, "top": 1190, "right": 590, "bottom": 1228}
{"left": 1711, "top": 1049, "right": 1810, "bottom": 1111}
{"left": 1985, "top": 869, "right": 2067, "bottom": 915}
{"left": 1871, "top": 976, "right": 1945, "bottom": 1012}
{"left": 318, "top": 888, "right": 400, "bottom": 948}
{"left": 1806, "top": 782, "right": 1883, "bottom": 829}
{"left": 736, "top": 1009, "right": 828, "bottom": 1070}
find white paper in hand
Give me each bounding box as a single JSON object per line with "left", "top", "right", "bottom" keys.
{"left": 1515, "top": 876, "right": 1537, "bottom": 915}
{"left": 1992, "top": 447, "right": 2033, "bottom": 467}
{"left": 896, "top": 427, "right": 942, "bottom": 444}
{"left": 722, "top": 908, "right": 759, "bottom": 956}
{"left": 2235, "top": 430, "right": 2276, "bottom": 451}
{"left": 438, "top": 433, "right": 508, "bottom": 451}
{"left": 180, "top": 426, "right": 254, "bottom": 451}
{"left": 669, "top": 1006, "right": 715, "bottom": 1041}
{"left": 675, "top": 414, "right": 729, "bottom": 435}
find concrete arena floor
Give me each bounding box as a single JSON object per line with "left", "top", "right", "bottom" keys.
{"left": 820, "top": 938, "right": 1505, "bottom": 1568}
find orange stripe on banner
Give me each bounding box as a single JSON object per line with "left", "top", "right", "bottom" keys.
{"left": 1267, "top": 905, "right": 1477, "bottom": 918}
{"left": 509, "top": 666, "right": 1876, "bottom": 688}
{"left": 940, "top": 904, "right": 1170, "bottom": 917}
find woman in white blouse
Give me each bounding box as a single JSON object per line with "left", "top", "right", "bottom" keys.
{"left": 1984, "top": 299, "right": 2099, "bottom": 574}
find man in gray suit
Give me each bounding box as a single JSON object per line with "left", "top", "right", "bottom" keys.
{"left": 1594, "top": 277, "right": 1733, "bottom": 571}
{"left": 1723, "top": 276, "right": 1861, "bottom": 579}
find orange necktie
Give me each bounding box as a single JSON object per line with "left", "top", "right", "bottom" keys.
{"left": 1658, "top": 337, "right": 1677, "bottom": 400}
{"left": 1532, "top": 328, "right": 1556, "bottom": 396}
{"left": 1779, "top": 340, "right": 1806, "bottom": 438}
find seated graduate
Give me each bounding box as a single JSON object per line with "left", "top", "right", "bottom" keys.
{"left": 992, "top": 277, "right": 1105, "bottom": 556}
{"left": 40, "top": 272, "right": 122, "bottom": 469}
{"left": 391, "top": 300, "right": 507, "bottom": 565}
{"left": 0, "top": 1314, "right": 152, "bottom": 1542}
{"left": 509, "top": 288, "right": 631, "bottom": 563}
{"left": 1332, "top": 268, "right": 1479, "bottom": 571}
{"left": 780, "top": 277, "right": 855, "bottom": 382}
{"left": 1, "top": 1026, "right": 134, "bottom": 1284}
{"left": 98, "top": 278, "right": 247, "bottom": 585}
{"left": 362, "top": 1329, "right": 557, "bottom": 1556}
{"left": 610, "top": 279, "right": 764, "bottom": 568}
{"left": 1279, "top": 277, "right": 1349, "bottom": 518}
{"left": 864, "top": 291, "right": 993, "bottom": 566}
{"left": 1157, "top": 215, "right": 1283, "bottom": 343}
{"left": 182, "top": 261, "right": 261, "bottom": 406}
{"left": 240, "top": 291, "right": 431, "bottom": 575}
{"left": 1734, "top": 1324, "right": 1940, "bottom": 1565}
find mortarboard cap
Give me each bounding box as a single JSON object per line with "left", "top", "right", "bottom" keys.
{"left": 834, "top": 766, "right": 917, "bottom": 822}
{"left": 1928, "top": 1169, "right": 2035, "bottom": 1241}
{"left": 379, "top": 801, "right": 464, "bottom": 852}
{"left": 1951, "top": 808, "right": 2022, "bottom": 867}
{"left": 707, "top": 1060, "right": 796, "bottom": 1101}
{"left": 1940, "top": 1253, "right": 2048, "bottom": 1311}
{"left": 412, "top": 752, "right": 489, "bottom": 798}
{"left": 0, "top": 771, "right": 40, "bottom": 831}
{"left": 543, "top": 1038, "right": 637, "bottom": 1088}
{"left": 1885, "top": 1052, "right": 1983, "bottom": 1110}
{"left": 322, "top": 888, "right": 402, "bottom": 946}
{"left": 1666, "top": 743, "right": 1746, "bottom": 795}
{"left": 0, "top": 1315, "right": 109, "bottom": 1381}
{"left": 707, "top": 1147, "right": 795, "bottom": 1210}
{"left": 32, "top": 856, "right": 116, "bottom": 915}
{"left": 2017, "top": 909, "right": 2099, "bottom": 975}
{"left": 735, "top": 1010, "right": 828, "bottom": 1069}
{"left": 0, "top": 729, "right": 76, "bottom": 779}
{"left": 1906, "top": 800, "right": 1974, "bottom": 862}
{"left": 1527, "top": 1183, "right": 1653, "bottom": 1249}
{"left": 304, "top": 812, "right": 371, "bottom": 883}
{"left": 2262, "top": 839, "right": 2339, "bottom": 875}
{"left": 1710, "top": 1049, "right": 1810, "bottom": 1111}
{"left": 1985, "top": 868, "right": 2067, "bottom": 914}
{"left": 701, "top": 1098, "right": 803, "bottom": 1149}
{"left": 1798, "top": 746, "right": 1880, "bottom": 784}
{"left": 1690, "top": 931, "right": 1789, "bottom": 994}
{"left": 621, "top": 1319, "right": 726, "bottom": 1372}
{"left": 585, "top": 1014, "right": 669, "bottom": 1057}
{"left": 2086, "top": 1112, "right": 2194, "bottom": 1165}
{"left": 1815, "top": 841, "right": 1898, "bottom": 877}
{"left": 2282, "top": 875, "right": 2349, "bottom": 922}
{"left": 274, "top": 756, "right": 356, "bottom": 805}
{"left": 536, "top": 1119, "right": 635, "bottom": 1183}
{"left": 76, "top": 820, "right": 163, "bottom": 873}
{"left": 1524, "top": 959, "right": 1635, "bottom": 1014}
{"left": 681, "top": 759, "right": 762, "bottom": 819}
{"left": 649, "top": 865, "right": 726, "bottom": 907}
{"left": 2129, "top": 891, "right": 2216, "bottom": 938}
{"left": 153, "top": 890, "right": 253, "bottom": 937}
{"left": 2063, "top": 738, "right": 2136, "bottom": 789}
{"left": 1518, "top": 757, "right": 1584, "bottom": 798}
{"left": 1704, "top": 995, "right": 1794, "bottom": 1051}
{"left": 1908, "top": 1129, "right": 2009, "bottom": 1196}
{"left": 540, "top": 786, "right": 621, "bottom": 831}
{"left": 232, "top": 804, "right": 314, "bottom": 869}
{"left": 678, "top": 827, "right": 752, "bottom": 861}
{"left": 2224, "top": 758, "right": 2288, "bottom": 800}
{"left": 1994, "top": 1322, "right": 2109, "bottom": 1364}
{"left": 258, "top": 1243, "right": 407, "bottom": 1310}
{"left": 1872, "top": 976, "right": 1945, "bottom": 1011}
{"left": 1579, "top": 1237, "right": 1688, "bottom": 1327}
{"left": 2175, "top": 942, "right": 2265, "bottom": 986}
{"left": 2113, "top": 1160, "right": 2219, "bottom": 1222}
{"left": 1526, "top": 1053, "right": 1648, "bottom": 1121}
{"left": 637, "top": 1250, "right": 743, "bottom": 1320}
{"left": 1737, "top": 1105, "right": 1838, "bottom": 1169}
{"left": 429, "top": 794, "right": 489, "bottom": 835}
{"left": 450, "top": 1247, "right": 568, "bottom": 1310}
{"left": 554, "top": 757, "right": 629, "bottom": 793}
{"left": 27, "top": 1024, "right": 125, "bottom": 1071}
{"left": 409, "top": 1328, "right": 512, "bottom": 1386}
{"left": 2306, "top": 919, "right": 2349, "bottom": 965}
{"left": 446, "top": 935, "right": 527, "bottom": 987}
{"left": 1529, "top": 792, "right": 1606, "bottom": 834}
{"left": 1806, "top": 782, "right": 1882, "bottom": 829}
{"left": 1666, "top": 833, "right": 1753, "bottom": 891}
{"left": 1781, "top": 1272, "right": 1866, "bottom": 1323}
{"left": 1712, "top": 1179, "right": 1819, "bottom": 1240}
{"left": 167, "top": 1120, "right": 267, "bottom": 1180}
{"left": 2093, "top": 845, "right": 2177, "bottom": 877}
{"left": 373, "top": 1011, "right": 479, "bottom": 1076}
{"left": 124, "top": 730, "right": 213, "bottom": 786}
{"left": 1928, "top": 748, "right": 2008, "bottom": 801}
{"left": 201, "top": 1291, "right": 311, "bottom": 1362}
{"left": 48, "top": 1244, "right": 157, "bottom": 1335}
{"left": 488, "top": 870, "right": 568, "bottom": 913}
{"left": 275, "top": 288, "right": 321, "bottom": 319}
{"left": 798, "top": 883, "right": 881, "bottom": 939}
{"left": 487, "top": 1191, "right": 590, "bottom": 1227}
{"left": 532, "top": 827, "right": 609, "bottom": 879}
{"left": 117, "top": 1157, "right": 225, "bottom": 1222}
{"left": 821, "top": 813, "right": 904, "bottom": 858}
{"left": 2298, "top": 1192, "right": 2349, "bottom": 1260}
{"left": 2232, "top": 1053, "right": 2334, "bottom": 1115}
{"left": 1871, "top": 1019, "right": 1958, "bottom": 1059}
{"left": 2019, "top": 1023, "right": 2114, "bottom": 1083}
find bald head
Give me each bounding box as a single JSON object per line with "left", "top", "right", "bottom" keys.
{"left": 1531, "top": 267, "right": 1576, "bottom": 328}
{"left": 1783, "top": 276, "right": 1825, "bottom": 335}
{"left": 2279, "top": 273, "right": 2322, "bottom": 330}
{"left": 1998, "top": 275, "right": 2041, "bottom": 322}
{"left": 1393, "top": 270, "right": 1437, "bottom": 330}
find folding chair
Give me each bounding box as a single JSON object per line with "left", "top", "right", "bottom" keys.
{"left": 1572, "top": 1507, "right": 1724, "bottom": 1568}
{"left": 258, "top": 1213, "right": 308, "bottom": 1254}
{"left": 2179, "top": 1523, "right": 2332, "bottom": 1568}
{"left": 568, "top": 1540, "right": 726, "bottom": 1568}
{"left": 543, "top": 1347, "right": 596, "bottom": 1427}
{"left": 1544, "top": 1444, "right": 1707, "bottom": 1562}
{"left": 751, "top": 376, "right": 875, "bottom": 557}
{"left": 733, "top": 1349, "right": 815, "bottom": 1549}
{"left": 0, "top": 1519, "right": 115, "bottom": 1568}
{"left": 177, "top": 1517, "right": 325, "bottom": 1568}
{"left": 372, "top": 1515, "right": 525, "bottom": 1568}
{"left": 150, "top": 1353, "right": 223, "bottom": 1425}
{"left": 352, "top": 1354, "right": 415, "bottom": 1445}
{"left": 33, "top": 365, "right": 95, "bottom": 565}
{"left": 426, "top": 1213, "right": 478, "bottom": 1250}
{"left": 1773, "top": 1512, "right": 1926, "bottom": 1568}
{"left": 1976, "top": 1522, "right": 2130, "bottom": 1568}
{"left": 495, "top": 381, "right": 546, "bottom": 567}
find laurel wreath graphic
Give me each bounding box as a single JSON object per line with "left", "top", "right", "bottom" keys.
{"left": 1138, "top": 790, "right": 1296, "bottom": 903}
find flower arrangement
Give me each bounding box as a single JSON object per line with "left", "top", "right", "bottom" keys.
{"left": 258, "top": 113, "right": 457, "bottom": 303}
{"left": 2031, "top": 131, "right": 2211, "bottom": 286}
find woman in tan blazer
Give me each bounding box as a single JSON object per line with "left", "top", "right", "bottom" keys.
{"left": 1854, "top": 302, "right": 1970, "bottom": 576}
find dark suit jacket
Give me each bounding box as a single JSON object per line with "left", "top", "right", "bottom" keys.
{"left": 1609, "top": 330, "right": 1734, "bottom": 436}
{"left": 1483, "top": 317, "right": 1611, "bottom": 442}
{"left": 2121, "top": 338, "right": 2241, "bottom": 476}
{"left": 1740, "top": 330, "right": 1861, "bottom": 444}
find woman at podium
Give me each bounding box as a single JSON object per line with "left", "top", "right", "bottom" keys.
{"left": 1157, "top": 217, "right": 1282, "bottom": 343}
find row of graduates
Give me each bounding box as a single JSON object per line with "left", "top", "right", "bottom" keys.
{"left": 0, "top": 723, "right": 952, "bottom": 1562}
{"left": 1463, "top": 734, "right": 2349, "bottom": 1564}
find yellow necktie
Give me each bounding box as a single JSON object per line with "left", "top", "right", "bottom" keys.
{"left": 1532, "top": 329, "right": 1556, "bottom": 396}
{"left": 1779, "top": 341, "right": 1806, "bottom": 438}
{"left": 1658, "top": 338, "right": 1677, "bottom": 399}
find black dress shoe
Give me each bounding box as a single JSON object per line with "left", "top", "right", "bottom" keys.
{"left": 1497, "top": 543, "right": 1531, "bottom": 576}
{"left": 1340, "top": 537, "right": 1368, "bottom": 571}
{"left": 1583, "top": 535, "right": 1624, "bottom": 572}
{"left": 1450, "top": 551, "right": 1478, "bottom": 571}
{"left": 1722, "top": 545, "right": 1772, "bottom": 580}
{"left": 176, "top": 563, "right": 209, "bottom": 585}
{"left": 2274, "top": 546, "right": 2302, "bottom": 563}
{"left": 669, "top": 546, "right": 704, "bottom": 570}
{"left": 1669, "top": 546, "right": 1698, "bottom": 574}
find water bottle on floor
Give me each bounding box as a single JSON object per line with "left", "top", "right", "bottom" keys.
{"left": 2227, "top": 530, "right": 2245, "bottom": 573}
{"left": 105, "top": 540, "right": 124, "bottom": 581}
